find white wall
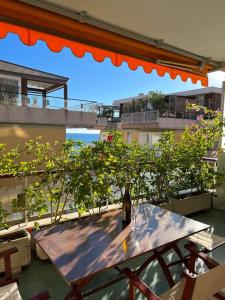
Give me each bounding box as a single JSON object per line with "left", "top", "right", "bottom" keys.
{"left": 138, "top": 132, "right": 161, "bottom": 146}
{"left": 214, "top": 81, "right": 225, "bottom": 210}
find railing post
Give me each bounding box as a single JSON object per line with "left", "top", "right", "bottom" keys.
{"left": 64, "top": 84, "right": 68, "bottom": 109}
{"left": 42, "top": 90, "right": 47, "bottom": 108}
{"left": 21, "top": 78, "right": 27, "bottom": 106}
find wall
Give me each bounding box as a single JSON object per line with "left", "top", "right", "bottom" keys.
{"left": 158, "top": 117, "right": 197, "bottom": 130}
{"left": 0, "top": 105, "right": 97, "bottom": 127}
{"left": 0, "top": 123, "right": 66, "bottom": 215}
{"left": 214, "top": 153, "right": 225, "bottom": 211}
{"left": 0, "top": 123, "right": 65, "bottom": 149}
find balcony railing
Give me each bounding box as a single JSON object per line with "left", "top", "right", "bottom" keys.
{"left": 159, "top": 110, "right": 199, "bottom": 119}
{"left": 0, "top": 91, "right": 97, "bottom": 113}
{"left": 97, "top": 117, "right": 108, "bottom": 125}
{"left": 121, "top": 111, "right": 159, "bottom": 123}
{"left": 121, "top": 110, "right": 212, "bottom": 123}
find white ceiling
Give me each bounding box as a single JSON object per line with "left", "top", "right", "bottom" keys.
{"left": 40, "top": 0, "right": 225, "bottom": 62}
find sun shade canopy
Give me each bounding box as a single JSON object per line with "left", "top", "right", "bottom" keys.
{"left": 0, "top": 0, "right": 217, "bottom": 86}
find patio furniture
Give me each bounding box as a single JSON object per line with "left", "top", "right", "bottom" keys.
{"left": 123, "top": 251, "right": 225, "bottom": 300}
{"left": 32, "top": 203, "right": 210, "bottom": 299}
{"left": 187, "top": 230, "right": 225, "bottom": 253}
{"left": 166, "top": 230, "right": 225, "bottom": 274}
{"left": 0, "top": 229, "right": 31, "bottom": 275}
{"left": 0, "top": 247, "right": 49, "bottom": 300}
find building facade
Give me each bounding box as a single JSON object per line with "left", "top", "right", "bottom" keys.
{"left": 98, "top": 87, "right": 222, "bottom": 145}
{"left": 0, "top": 60, "right": 97, "bottom": 149}
{"left": 167, "top": 87, "right": 221, "bottom": 112}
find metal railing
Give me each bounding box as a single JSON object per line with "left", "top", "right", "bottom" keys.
{"left": 121, "top": 111, "right": 159, "bottom": 123}
{"left": 0, "top": 91, "right": 97, "bottom": 113}
{"left": 121, "top": 110, "right": 213, "bottom": 123}
{"left": 97, "top": 117, "right": 108, "bottom": 125}
{"left": 97, "top": 117, "right": 122, "bottom": 127}
{"left": 159, "top": 110, "right": 198, "bottom": 120}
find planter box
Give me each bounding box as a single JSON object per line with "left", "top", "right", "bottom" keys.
{"left": 0, "top": 229, "right": 31, "bottom": 274}
{"left": 172, "top": 192, "right": 212, "bottom": 215}
{"left": 159, "top": 201, "right": 173, "bottom": 211}
{"left": 36, "top": 243, "right": 48, "bottom": 261}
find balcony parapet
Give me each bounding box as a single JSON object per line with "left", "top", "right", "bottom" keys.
{"left": 0, "top": 104, "right": 97, "bottom": 127}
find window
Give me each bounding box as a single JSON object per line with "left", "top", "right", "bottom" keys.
{"left": 0, "top": 75, "right": 19, "bottom": 105}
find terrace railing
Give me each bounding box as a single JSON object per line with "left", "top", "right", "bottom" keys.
{"left": 0, "top": 91, "right": 97, "bottom": 113}
{"left": 121, "top": 111, "right": 159, "bottom": 123}
{"left": 121, "top": 110, "right": 213, "bottom": 123}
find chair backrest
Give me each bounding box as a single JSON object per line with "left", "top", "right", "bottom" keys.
{"left": 191, "top": 263, "right": 225, "bottom": 300}
{"left": 0, "top": 247, "right": 17, "bottom": 283}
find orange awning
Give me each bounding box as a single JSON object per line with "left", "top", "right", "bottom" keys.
{"left": 0, "top": 1, "right": 211, "bottom": 86}
{"left": 0, "top": 21, "right": 208, "bottom": 86}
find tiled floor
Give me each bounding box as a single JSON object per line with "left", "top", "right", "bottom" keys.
{"left": 18, "top": 209, "right": 225, "bottom": 300}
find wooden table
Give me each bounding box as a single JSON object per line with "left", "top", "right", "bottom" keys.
{"left": 32, "top": 203, "right": 210, "bottom": 299}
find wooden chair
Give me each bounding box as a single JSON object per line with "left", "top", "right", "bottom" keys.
{"left": 123, "top": 250, "right": 225, "bottom": 300}
{"left": 132, "top": 231, "right": 225, "bottom": 290}
{"left": 187, "top": 230, "right": 225, "bottom": 253}
{"left": 0, "top": 247, "right": 49, "bottom": 300}
{"left": 164, "top": 230, "right": 225, "bottom": 276}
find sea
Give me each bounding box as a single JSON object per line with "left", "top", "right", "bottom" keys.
{"left": 66, "top": 133, "right": 100, "bottom": 144}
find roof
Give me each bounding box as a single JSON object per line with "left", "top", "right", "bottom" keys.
{"left": 113, "top": 93, "right": 149, "bottom": 106}
{"left": 168, "top": 87, "right": 222, "bottom": 97}
{"left": 113, "top": 87, "right": 222, "bottom": 106}
{"left": 0, "top": 60, "right": 69, "bottom": 90}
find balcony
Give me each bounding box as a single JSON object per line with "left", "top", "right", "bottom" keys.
{"left": 96, "top": 105, "right": 121, "bottom": 129}
{"left": 121, "top": 110, "right": 200, "bottom": 130}
{"left": 0, "top": 92, "right": 97, "bottom": 127}
{"left": 0, "top": 125, "right": 224, "bottom": 299}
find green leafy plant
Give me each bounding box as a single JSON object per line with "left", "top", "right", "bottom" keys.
{"left": 148, "top": 91, "right": 167, "bottom": 111}
{"left": 8, "top": 138, "right": 81, "bottom": 225}
{"left": 71, "top": 139, "right": 115, "bottom": 215}
{"left": 0, "top": 104, "right": 223, "bottom": 231}
{"left": 0, "top": 203, "right": 9, "bottom": 230}
{"left": 101, "top": 130, "right": 149, "bottom": 204}
{"left": 174, "top": 105, "right": 223, "bottom": 195}
{"left": 143, "top": 131, "right": 178, "bottom": 202}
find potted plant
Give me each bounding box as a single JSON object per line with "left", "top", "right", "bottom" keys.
{"left": 0, "top": 229, "right": 31, "bottom": 274}
{"left": 0, "top": 144, "right": 31, "bottom": 273}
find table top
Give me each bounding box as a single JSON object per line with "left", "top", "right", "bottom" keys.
{"left": 32, "top": 203, "right": 210, "bottom": 285}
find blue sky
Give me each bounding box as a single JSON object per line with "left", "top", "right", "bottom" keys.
{"left": 0, "top": 33, "right": 205, "bottom": 105}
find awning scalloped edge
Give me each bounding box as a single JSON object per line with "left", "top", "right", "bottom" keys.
{"left": 0, "top": 21, "right": 208, "bottom": 86}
